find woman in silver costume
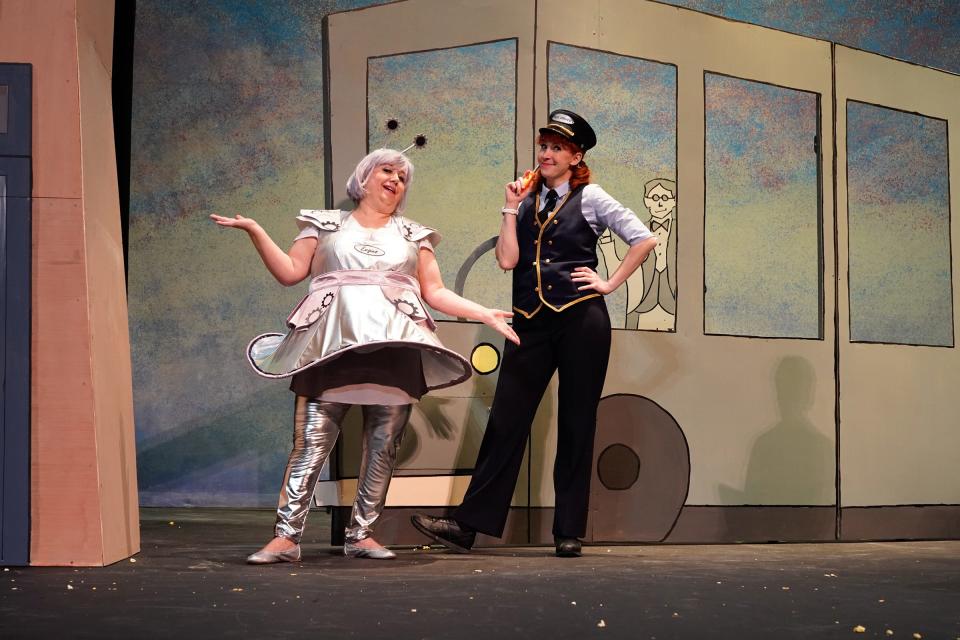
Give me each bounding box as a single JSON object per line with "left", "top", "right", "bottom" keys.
{"left": 211, "top": 148, "right": 519, "bottom": 562}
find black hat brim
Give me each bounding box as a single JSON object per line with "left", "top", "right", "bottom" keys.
{"left": 538, "top": 123, "right": 595, "bottom": 151}
{"left": 540, "top": 123, "right": 578, "bottom": 141}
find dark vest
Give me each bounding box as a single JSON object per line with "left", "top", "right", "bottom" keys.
{"left": 512, "top": 185, "right": 601, "bottom": 318}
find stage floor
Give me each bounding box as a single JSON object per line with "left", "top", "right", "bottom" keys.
{"left": 1, "top": 508, "right": 957, "bottom": 639}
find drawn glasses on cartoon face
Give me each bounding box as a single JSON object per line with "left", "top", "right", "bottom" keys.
{"left": 643, "top": 183, "right": 676, "bottom": 216}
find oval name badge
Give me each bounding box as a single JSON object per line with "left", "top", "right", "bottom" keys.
{"left": 354, "top": 243, "right": 386, "bottom": 257}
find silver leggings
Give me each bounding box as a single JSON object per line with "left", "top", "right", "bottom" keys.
{"left": 275, "top": 397, "right": 411, "bottom": 544}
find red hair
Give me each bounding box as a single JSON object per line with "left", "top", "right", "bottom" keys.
{"left": 536, "top": 132, "right": 592, "bottom": 190}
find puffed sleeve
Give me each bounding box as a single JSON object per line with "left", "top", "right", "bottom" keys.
{"left": 417, "top": 236, "right": 436, "bottom": 253}
{"left": 294, "top": 226, "right": 320, "bottom": 242}
{"left": 582, "top": 184, "right": 655, "bottom": 246}
{"left": 397, "top": 215, "right": 442, "bottom": 249}
{"left": 294, "top": 209, "right": 343, "bottom": 240}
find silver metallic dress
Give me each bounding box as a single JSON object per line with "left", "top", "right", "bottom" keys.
{"left": 247, "top": 210, "right": 471, "bottom": 546}
{"left": 247, "top": 209, "right": 471, "bottom": 391}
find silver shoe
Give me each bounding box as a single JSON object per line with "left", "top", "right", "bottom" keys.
{"left": 245, "top": 544, "right": 302, "bottom": 565}
{"left": 343, "top": 541, "right": 396, "bottom": 559}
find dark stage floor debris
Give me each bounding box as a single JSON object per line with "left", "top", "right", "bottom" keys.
{"left": 1, "top": 508, "right": 957, "bottom": 639}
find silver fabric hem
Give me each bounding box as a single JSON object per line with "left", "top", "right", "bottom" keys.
{"left": 246, "top": 336, "right": 471, "bottom": 391}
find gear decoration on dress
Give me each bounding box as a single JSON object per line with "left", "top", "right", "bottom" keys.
{"left": 401, "top": 221, "right": 422, "bottom": 241}
{"left": 303, "top": 292, "right": 335, "bottom": 325}
{"left": 318, "top": 219, "right": 340, "bottom": 231}
{"left": 391, "top": 296, "right": 424, "bottom": 321}
{"left": 305, "top": 307, "right": 322, "bottom": 325}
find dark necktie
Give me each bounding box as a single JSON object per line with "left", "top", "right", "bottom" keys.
{"left": 537, "top": 189, "right": 559, "bottom": 226}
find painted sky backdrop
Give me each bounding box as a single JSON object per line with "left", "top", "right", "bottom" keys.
{"left": 130, "top": 0, "right": 391, "bottom": 506}
{"left": 669, "top": 0, "right": 960, "bottom": 75}
{"left": 847, "top": 102, "right": 953, "bottom": 347}
{"left": 704, "top": 75, "right": 821, "bottom": 339}
{"left": 130, "top": 0, "right": 958, "bottom": 506}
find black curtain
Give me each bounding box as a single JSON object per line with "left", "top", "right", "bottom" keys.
{"left": 112, "top": 0, "right": 136, "bottom": 286}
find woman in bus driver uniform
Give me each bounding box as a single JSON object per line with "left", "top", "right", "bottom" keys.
{"left": 413, "top": 110, "right": 658, "bottom": 557}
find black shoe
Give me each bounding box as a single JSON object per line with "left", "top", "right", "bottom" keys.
{"left": 554, "top": 536, "right": 582, "bottom": 557}
{"left": 410, "top": 514, "right": 476, "bottom": 553}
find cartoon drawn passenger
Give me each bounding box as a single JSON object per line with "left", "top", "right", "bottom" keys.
{"left": 598, "top": 178, "right": 676, "bottom": 331}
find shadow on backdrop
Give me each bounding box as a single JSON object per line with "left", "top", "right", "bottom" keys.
{"left": 718, "top": 355, "right": 833, "bottom": 537}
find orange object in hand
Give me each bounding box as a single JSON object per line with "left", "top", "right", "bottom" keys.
{"left": 519, "top": 167, "right": 540, "bottom": 192}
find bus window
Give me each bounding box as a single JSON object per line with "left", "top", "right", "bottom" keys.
{"left": 846, "top": 101, "right": 953, "bottom": 347}
{"left": 704, "top": 74, "right": 822, "bottom": 339}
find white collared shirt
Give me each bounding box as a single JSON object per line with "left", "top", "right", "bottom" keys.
{"left": 537, "top": 181, "right": 654, "bottom": 246}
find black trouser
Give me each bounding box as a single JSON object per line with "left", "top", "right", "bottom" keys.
{"left": 454, "top": 297, "right": 611, "bottom": 539}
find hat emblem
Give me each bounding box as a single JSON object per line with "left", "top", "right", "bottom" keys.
{"left": 553, "top": 113, "right": 575, "bottom": 125}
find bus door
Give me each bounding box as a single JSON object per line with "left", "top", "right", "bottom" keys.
{"left": 834, "top": 46, "right": 960, "bottom": 538}
{"left": 321, "top": 0, "right": 539, "bottom": 543}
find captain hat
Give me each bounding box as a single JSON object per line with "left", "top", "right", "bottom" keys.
{"left": 539, "top": 109, "right": 597, "bottom": 152}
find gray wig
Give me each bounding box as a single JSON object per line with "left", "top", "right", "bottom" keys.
{"left": 345, "top": 148, "right": 415, "bottom": 213}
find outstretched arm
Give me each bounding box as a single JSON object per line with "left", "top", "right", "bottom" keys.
{"left": 417, "top": 248, "right": 519, "bottom": 345}
{"left": 210, "top": 214, "right": 316, "bottom": 286}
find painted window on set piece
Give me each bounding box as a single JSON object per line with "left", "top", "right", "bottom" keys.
{"left": 705, "top": 74, "right": 822, "bottom": 339}
{"left": 847, "top": 101, "right": 953, "bottom": 347}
